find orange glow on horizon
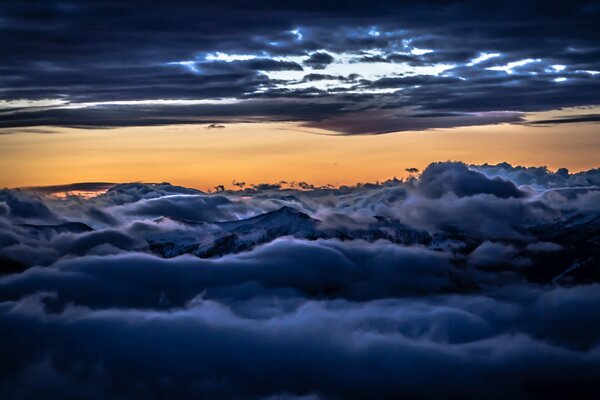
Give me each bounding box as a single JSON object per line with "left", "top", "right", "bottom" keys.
{"left": 1, "top": 119, "right": 599, "bottom": 191}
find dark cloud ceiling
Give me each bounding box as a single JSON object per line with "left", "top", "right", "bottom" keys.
{"left": 0, "top": 0, "right": 599, "bottom": 133}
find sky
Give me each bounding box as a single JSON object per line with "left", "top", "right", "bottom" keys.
{"left": 2, "top": 2, "right": 600, "bottom": 399}
{"left": 0, "top": 1, "right": 599, "bottom": 189}
{"left": 1, "top": 118, "right": 600, "bottom": 190}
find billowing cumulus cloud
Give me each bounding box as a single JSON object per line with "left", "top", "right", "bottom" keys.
{"left": 0, "top": 1, "right": 599, "bottom": 133}
{"left": 1, "top": 161, "right": 600, "bottom": 398}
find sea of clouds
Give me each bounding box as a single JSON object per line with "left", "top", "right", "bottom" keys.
{"left": 1, "top": 161, "right": 600, "bottom": 399}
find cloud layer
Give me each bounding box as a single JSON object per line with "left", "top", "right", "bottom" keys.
{"left": 1, "top": 161, "right": 600, "bottom": 399}
{"left": 0, "top": 1, "right": 599, "bottom": 133}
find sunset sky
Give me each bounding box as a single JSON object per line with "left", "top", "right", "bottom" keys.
{"left": 1, "top": 116, "right": 600, "bottom": 190}
{"left": 3, "top": 2, "right": 600, "bottom": 399}
{"left": 1, "top": 1, "right": 599, "bottom": 188}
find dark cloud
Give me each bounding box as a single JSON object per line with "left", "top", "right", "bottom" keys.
{"left": 24, "top": 182, "right": 117, "bottom": 195}
{"left": 0, "top": 190, "right": 60, "bottom": 223}
{"left": 1, "top": 282, "right": 600, "bottom": 399}
{"left": 206, "top": 123, "right": 226, "bottom": 129}
{"left": 526, "top": 113, "right": 600, "bottom": 125}
{"left": 418, "top": 162, "right": 525, "bottom": 199}
{"left": 0, "top": 1, "right": 598, "bottom": 133}
{"left": 302, "top": 109, "right": 525, "bottom": 134}
{"left": 242, "top": 59, "right": 304, "bottom": 71}
{"left": 472, "top": 162, "right": 600, "bottom": 188}
{"left": 303, "top": 52, "right": 335, "bottom": 69}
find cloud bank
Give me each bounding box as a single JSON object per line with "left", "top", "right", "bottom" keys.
{"left": 1, "top": 161, "right": 600, "bottom": 399}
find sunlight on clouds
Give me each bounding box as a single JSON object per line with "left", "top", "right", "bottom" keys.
{"left": 1, "top": 98, "right": 241, "bottom": 112}
{"left": 410, "top": 47, "right": 433, "bottom": 55}
{"left": 72, "top": 98, "right": 241, "bottom": 107}
{"left": 178, "top": 47, "right": 458, "bottom": 94}
{"left": 260, "top": 50, "right": 454, "bottom": 93}
{"left": 166, "top": 60, "right": 201, "bottom": 73}
{"left": 487, "top": 58, "right": 542, "bottom": 74}
{"left": 368, "top": 27, "right": 380, "bottom": 37}
{"left": 205, "top": 52, "right": 260, "bottom": 62}
{"left": 0, "top": 99, "right": 69, "bottom": 109}
{"left": 290, "top": 28, "right": 303, "bottom": 41}
{"left": 467, "top": 52, "right": 501, "bottom": 66}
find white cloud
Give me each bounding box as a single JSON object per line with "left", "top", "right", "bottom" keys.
{"left": 290, "top": 28, "right": 303, "bottom": 41}
{"left": 0, "top": 99, "right": 69, "bottom": 109}
{"left": 467, "top": 52, "right": 501, "bottom": 66}
{"left": 487, "top": 58, "right": 542, "bottom": 74}
{"left": 205, "top": 52, "right": 259, "bottom": 62}
{"left": 261, "top": 50, "right": 454, "bottom": 94}
{"left": 410, "top": 47, "right": 433, "bottom": 55}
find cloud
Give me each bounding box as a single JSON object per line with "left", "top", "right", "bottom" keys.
{"left": 0, "top": 190, "right": 60, "bottom": 224}
{"left": 0, "top": 1, "right": 598, "bottom": 133}
{"left": 301, "top": 109, "right": 525, "bottom": 135}
{"left": 526, "top": 113, "right": 600, "bottom": 125}
{"left": 468, "top": 241, "right": 520, "bottom": 269}
{"left": 2, "top": 286, "right": 600, "bottom": 399}
{"left": 418, "top": 162, "right": 525, "bottom": 199}
{"left": 118, "top": 194, "right": 234, "bottom": 222}
{"left": 23, "top": 182, "right": 117, "bottom": 196}
{"left": 526, "top": 241, "right": 562, "bottom": 252}
{"left": 303, "top": 52, "right": 335, "bottom": 69}
{"left": 472, "top": 162, "right": 600, "bottom": 189}
{"left": 1, "top": 161, "right": 600, "bottom": 397}
{"left": 206, "top": 123, "right": 226, "bottom": 129}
